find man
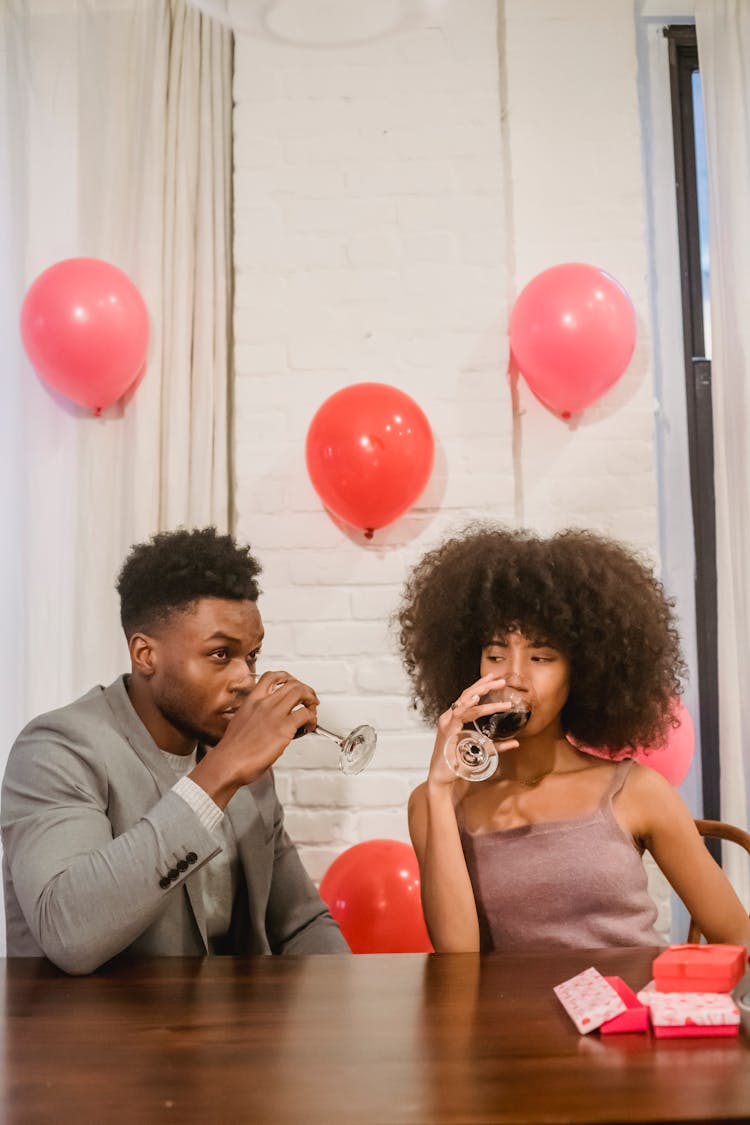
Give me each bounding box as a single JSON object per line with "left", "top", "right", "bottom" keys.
{"left": 2, "top": 527, "right": 349, "bottom": 972}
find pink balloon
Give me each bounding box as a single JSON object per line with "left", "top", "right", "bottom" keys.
{"left": 20, "top": 257, "right": 149, "bottom": 413}
{"left": 579, "top": 699, "right": 695, "bottom": 788}
{"left": 509, "top": 263, "right": 636, "bottom": 417}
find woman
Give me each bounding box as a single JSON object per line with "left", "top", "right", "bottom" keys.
{"left": 398, "top": 525, "right": 750, "bottom": 952}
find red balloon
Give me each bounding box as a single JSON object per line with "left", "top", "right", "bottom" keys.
{"left": 305, "top": 383, "right": 434, "bottom": 535}
{"left": 20, "top": 257, "right": 149, "bottom": 413}
{"left": 509, "top": 262, "right": 636, "bottom": 416}
{"left": 319, "top": 839, "right": 433, "bottom": 953}
{"left": 579, "top": 699, "right": 695, "bottom": 788}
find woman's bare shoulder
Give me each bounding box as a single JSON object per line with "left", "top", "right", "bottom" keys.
{"left": 616, "top": 757, "right": 695, "bottom": 840}
{"left": 620, "top": 758, "right": 682, "bottom": 799}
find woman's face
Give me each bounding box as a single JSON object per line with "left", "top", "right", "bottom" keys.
{"left": 478, "top": 629, "right": 570, "bottom": 739}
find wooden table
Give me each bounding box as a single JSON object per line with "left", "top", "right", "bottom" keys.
{"left": 3, "top": 947, "right": 750, "bottom": 1124}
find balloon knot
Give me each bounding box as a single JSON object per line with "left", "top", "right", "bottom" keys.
{"left": 94, "top": 406, "right": 102, "bottom": 418}
{"left": 561, "top": 411, "right": 572, "bottom": 421}
{"left": 364, "top": 528, "right": 375, "bottom": 540}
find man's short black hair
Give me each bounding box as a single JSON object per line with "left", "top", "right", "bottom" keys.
{"left": 116, "top": 526, "right": 262, "bottom": 637}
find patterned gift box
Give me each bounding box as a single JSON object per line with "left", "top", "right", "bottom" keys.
{"left": 553, "top": 967, "right": 626, "bottom": 1034}
{"left": 637, "top": 980, "right": 740, "bottom": 1038}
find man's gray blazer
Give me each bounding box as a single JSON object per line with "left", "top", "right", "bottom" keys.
{"left": 1, "top": 677, "right": 348, "bottom": 973}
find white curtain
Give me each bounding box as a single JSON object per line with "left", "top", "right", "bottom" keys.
{"left": 696, "top": 0, "right": 750, "bottom": 906}
{"left": 0, "top": 0, "right": 233, "bottom": 730}
{"left": 0, "top": 0, "right": 233, "bottom": 953}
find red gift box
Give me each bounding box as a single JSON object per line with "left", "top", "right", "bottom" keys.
{"left": 652, "top": 943, "right": 747, "bottom": 993}
{"left": 599, "top": 976, "right": 649, "bottom": 1034}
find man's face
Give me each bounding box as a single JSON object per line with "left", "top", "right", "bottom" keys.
{"left": 143, "top": 597, "right": 264, "bottom": 746}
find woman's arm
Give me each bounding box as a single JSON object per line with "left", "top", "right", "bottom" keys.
{"left": 409, "top": 676, "right": 519, "bottom": 952}
{"left": 624, "top": 765, "right": 750, "bottom": 945}
{"left": 409, "top": 780, "right": 479, "bottom": 952}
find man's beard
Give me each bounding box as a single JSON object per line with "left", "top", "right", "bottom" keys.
{"left": 157, "top": 697, "right": 221, "bottom": 748}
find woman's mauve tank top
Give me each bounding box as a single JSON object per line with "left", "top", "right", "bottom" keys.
{"left": 458, "top": 759, "right": 661, "bottom": 951}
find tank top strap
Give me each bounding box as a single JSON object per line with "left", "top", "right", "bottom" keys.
{"left": 456, "top": 759, "right": 636, "bottom": 831}
{"left": 598, "top": 757, "right": 636, "bottom": 807}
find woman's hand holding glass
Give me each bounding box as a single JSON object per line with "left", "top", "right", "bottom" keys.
{"left": 435, "top": 674, "right": 530, "bottom": 783}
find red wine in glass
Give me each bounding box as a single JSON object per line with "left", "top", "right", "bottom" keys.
{"left": 474, "top": 697, "right": 531, "bottom": 740}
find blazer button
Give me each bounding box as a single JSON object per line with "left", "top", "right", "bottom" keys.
{"left": 186, "top": 852, "right": 198, "bottom": 865}
{"left": 176, "top": 859, "right": 189, "bottom": 872}
{"left": 159, "top": 875, "right": 171, "bottom": 889}
{"left": 168, "top": 867, "right": 179, "bottom": 881}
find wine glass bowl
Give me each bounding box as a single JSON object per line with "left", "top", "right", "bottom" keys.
{"left": 473, "top": 689, "right": 531, "bottom": 741}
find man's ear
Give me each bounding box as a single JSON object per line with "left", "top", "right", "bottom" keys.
{"left": 129, "top": 632, "right": 158, "bottom": 678}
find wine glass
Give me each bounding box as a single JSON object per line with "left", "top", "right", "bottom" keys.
{"left": 263, "top": 675, "right": 377, "bottom": 774}
{"left": 444, "top": 686, "right": 531, "bottom": 782}
{"left": 295, "top": 720, "right": 377, "bottom": 775}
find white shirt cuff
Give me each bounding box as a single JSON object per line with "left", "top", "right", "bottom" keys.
{"left": 172, "top": 775, "right": 224, "bottom": 834}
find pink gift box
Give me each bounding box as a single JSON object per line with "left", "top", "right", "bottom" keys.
{"left": 637, "top": 981, "right": 740, "bottom": 1038}
{"left": 653, "top": 1025, "right": 739, "bottom": 1039}
{"left": 599, "top": 976, "right": 649, "bottom": 1034}
{"left": 554, "top": 967, "right": 626, "bottom": 1034}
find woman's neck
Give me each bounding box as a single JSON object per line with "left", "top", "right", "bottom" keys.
{"left": 496, "top": 728, "right": 581, "bottom": 785}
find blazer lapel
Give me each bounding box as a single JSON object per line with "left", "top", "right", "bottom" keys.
{"left": 224, "top": 782, "right": 266, "bottom": 875}
{"left": 102, "top": 676, "right": 209, "bottom": 951}
{"left": 224, "top": 774, "right": 276, "bottom": 949}
{"left": 103, "top": 676, "right": 181, "bottom": 791}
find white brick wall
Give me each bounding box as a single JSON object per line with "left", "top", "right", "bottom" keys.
{"left": 232, "top": 0, "right": 667, "bottom": 924}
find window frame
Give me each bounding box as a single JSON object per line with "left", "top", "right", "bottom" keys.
{"left": 665, "top": 24, "right": 721, "bottom": 842}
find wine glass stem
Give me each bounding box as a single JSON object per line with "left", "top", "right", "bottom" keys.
{"left": 312, "top": 724, "right": 343, "bottom": 747}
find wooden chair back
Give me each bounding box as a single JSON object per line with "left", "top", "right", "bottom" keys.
{"left": 687, "top": 818, "right": 750, "bottom": 942}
